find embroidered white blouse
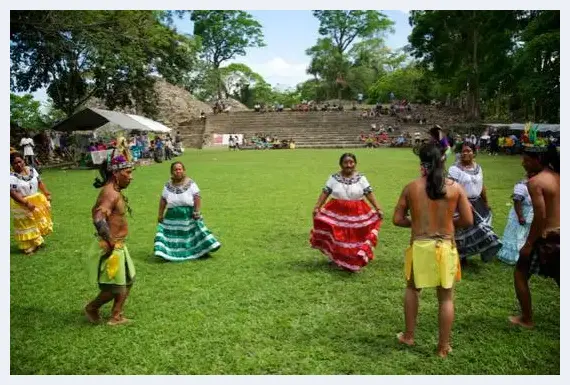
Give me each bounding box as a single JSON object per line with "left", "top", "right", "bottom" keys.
{"left": 10, "top": 167, "right": 41, "bottom": 197}
{"left": 161, "top": 179, "right": 201, "bottom": 208}
{"left": 322, "top": 173, "right": 373, "bottom": 200}
{"left": 448, "top": 164, "right": 483, "bottom": 198}
{"left": 512, "top": 179, "right": 532, "bottom": 207}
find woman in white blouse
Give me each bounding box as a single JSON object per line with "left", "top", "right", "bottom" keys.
{"left": 154, "top": 162, "right": 221, "bottom": 261}
{"left": 448, "top": 143, "right": 501, "bottom": 263}
{"left": 310, "top": 153, "right": 384, "bottom": 272}
{"left": 497, "top": 173, "right": 535, "bottom": 265}
{"left": 10, "top": 152, "right": 53, "bottom": 254}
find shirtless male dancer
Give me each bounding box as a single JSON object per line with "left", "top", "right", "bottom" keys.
{"left": 85, "top": 154, "right": 135, "bottom": 326}
{"left": 393, "top": 143, "right": 473, "bottom": 357}
{"left": 510, "top": 145, "right": 560, "bottom": 328}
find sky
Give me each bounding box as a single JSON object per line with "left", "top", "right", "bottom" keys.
{"left": 18, "top": 10, "right": 412, "bottom": 108}
{"left": 173, "top": 10, "right": 412, "bottom": 90}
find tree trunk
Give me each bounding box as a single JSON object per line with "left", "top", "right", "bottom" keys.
{"left": 215, "top": 64, "right": 222, "bottom": 100}
{"left": 470, "top": 21, "right": 480, "bottom": 121}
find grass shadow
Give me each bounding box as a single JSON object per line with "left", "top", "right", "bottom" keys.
{"left": 287, "top": 258, "right": 360, "bottom": 278}
{"left": 145, "top": 253, "right": 214, "bottom": 265}
{"left": 11, "top": 304, "right": 97, "bottom": 329}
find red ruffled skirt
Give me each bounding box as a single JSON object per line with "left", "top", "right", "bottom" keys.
{"left": 310, "top": 199, "right": 382, "bottom": 272}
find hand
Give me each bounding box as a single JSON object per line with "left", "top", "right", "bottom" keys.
{"left": 44, "top": 192, "right": 52, "bottom": 201}
{"left": 106, "top": 240, "right": 116, "bottom": 251}
{"left": 192, "top": 211, "right": 202, "bottom": 220}
{"left": 376, "top": 209, "right": 384, "bottom": 220}
{"left": 158, "top": 215, "right": 164, "bottom": 223}
{"left": 312, "top": 207, "right": 321, "bottom": 217}
{"left": 26, "top": 202, "right": 36, "bottom": 212}
{"left": 519, "top": 243, "right": 532, "bottom": 260}
{"left": 518, "top": 217, "right": 526, "bottom": 226}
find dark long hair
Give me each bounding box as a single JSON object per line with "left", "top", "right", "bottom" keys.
{"left": 10, "top": 151, "right": 23, "bottom": 165}
{"left": 170, "top": 161, "right": 185, "bottom": 173}
{"left": 546, "top": 144, "right": 560, "bottom": 174}
{"left": 419, "top": 143, "right": 446, "bottom": 200}
{"left": 339, "top": 152, "right": 357, "bottom": 165}
{"left": 93, "top": 160, "right": 112, "bottom": 188}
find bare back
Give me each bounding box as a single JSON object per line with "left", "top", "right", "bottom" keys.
{"left": 92, "top": 183, "right": 129, "bottom": 242}
{"left": 394, "top": 177, "right": 472, "bottom": 242}
{"left": 529, "top": 169, "right": 560, "bottom": 232}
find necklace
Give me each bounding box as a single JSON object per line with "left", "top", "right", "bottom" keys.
{"left": 341, "top": 172, "right": 355, "bottom": 197}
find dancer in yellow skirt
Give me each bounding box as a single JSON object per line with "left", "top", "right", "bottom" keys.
{"left": 10, "top": 152, "right": 53, "bottom": 254}
{"left": 392, "top": 143, "right": 473, "bottom": 358}
{"left": 84, "top": 152, "right": 135, "bottom": 326}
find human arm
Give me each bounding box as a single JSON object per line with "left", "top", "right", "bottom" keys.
{"left": 365, "top": 192, "right": 384, "bottom": 219}
{"left": 157, "top": 197, "right": 167, "bottom": 222}
{"left": 10, "top": 189, "right": 35, "bottom": 211}
{"left": 313, "top": 191, "right": 330, "bottom": 217}
{"left": 191, "top": 182, "right": 202, "bottom": 219}
{"left": 454, "top": 186, "right": 474, "bottom": 228}
{"left": 313, "top": 177, "right": 333, "bottom": 216}
{"left": 92, "top": 190, "right": 117, "bottom": 250}
{"left": 481, "top": 185, "right": 490, "bottom": 210}
{"left": 193, "top": 195, "right": 202, "bottom": 219}
{"left": 512, "top": 183, "right": 528, "bottom": 225}
{"left": 513, "top": 200, "right": 526, "bottom": 225}
{"left": 38, "top": 179, "right": 51, "bottom": 201}
{"left": 392, "top": 185, "right": 411, "bottom": 227}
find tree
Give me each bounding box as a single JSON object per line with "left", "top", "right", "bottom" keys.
{"left": 10, "top": 93, "right": 66, "bottom": 130}
{"left": 10, "top": 11, "right": 200, "bottom": 117}
{"left": 408, "top": 10, "right": 521, "bottom": 120}
{"left": 512, "top": 11, "right": 560, "bottom": 122}
{"left": 190, "top": 11, "right": 265, "bottom": 99}
{"left": 368, "top": 65, "right": 425, "bottom": 103}
{"left": 308, "top": 11, "right": 395, "bottom": 100}
{"left": 10, "top": 94, "right": 46, "bottom": 129}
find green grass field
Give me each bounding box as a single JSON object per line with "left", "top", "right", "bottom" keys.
{"left": 10, "top": 148, "right": 559, "bottom": 375}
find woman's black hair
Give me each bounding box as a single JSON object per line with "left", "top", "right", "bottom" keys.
{"left": 545, "top": 144, "right": 560, "bottom": 174}
{"left": 419, "top": 143, "right": 446, "bottom": 200}
{"left": 339, "top": 152, "right": 357, "bottom": 166}
{"left": 93, "top": 160, "right": 112, "bottom": 188}
{"left": 10, "top": 152, "right": 23, "bottom": 165}
{"left": 461, "top": 142, "right": 477, "bottom": 154}
{"left": 170, "top": 161, "right": 186, "bottom": 173}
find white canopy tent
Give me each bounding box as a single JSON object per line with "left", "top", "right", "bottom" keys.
{"left": 52, "top": 107, "right": 173, "bottom": 134}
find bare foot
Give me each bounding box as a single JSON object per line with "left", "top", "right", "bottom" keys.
{"left": 23, "top": 246, "right": 38, "bottom": 255}
{"left": 397, "top": 332, "right": 414, "bottom": 346}
{"left": 84, "top": 305, "right": 101, "bottom": 324}
{"left": 107, "top": 316, "right": 131, "bottom": 326}
{"left": 437, "top": 345, "right": 452, "bottom": 358}
{"left": 508, "top": 315, "right": 534, "bottom": 329}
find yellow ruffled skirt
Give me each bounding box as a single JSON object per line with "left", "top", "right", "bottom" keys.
{"left": 405, "top": 239, "right": 461, "bottom": 289}
{"left": 10, "top": 193, "right": 53, "bottom": 252}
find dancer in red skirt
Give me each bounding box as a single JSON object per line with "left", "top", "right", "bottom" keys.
{"left": 310, "top": 153, "right": 384, "bottom": 272}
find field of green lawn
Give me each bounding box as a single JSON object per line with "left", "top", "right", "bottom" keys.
{"left": 10, "top": 148, "right": 560, "bottom": 374}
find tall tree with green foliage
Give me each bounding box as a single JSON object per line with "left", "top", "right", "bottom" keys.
{"left": 512, "top": 11, "right": 560, "bottom": 122}
{"left": 10, "top": 93, "right": 66, "bottom": 130}
{"left": 408, "top": 10, "right": 521, "bottom": 120}
{"left": 308, "top": 11, "right": 394, "bottom": 100}
{"left": 190, "top": 11, "right": 265, "bottom": 99}
{"left": 10, "top": 10, "right": 200, "bottom": 118}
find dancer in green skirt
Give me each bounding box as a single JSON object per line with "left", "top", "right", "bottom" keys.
{"left": 154, "top": 162, "right": 221, "bottom": 261}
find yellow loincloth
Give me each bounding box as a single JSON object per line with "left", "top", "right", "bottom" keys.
{"left": 404, "top": 239, "right": 461, "bottom": 289}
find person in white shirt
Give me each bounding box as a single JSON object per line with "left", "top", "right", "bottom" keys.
{"left": 154, "top": 162, "right": 221, "bottom": 261}
{"left": 310, "top": 153, "right": 384, "bottom": 272}
{"left": 448, "top": 143, "right": 501, "bottom": 264}
{"left": 20, "top": 134, "right": 36, "bottom": 168}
